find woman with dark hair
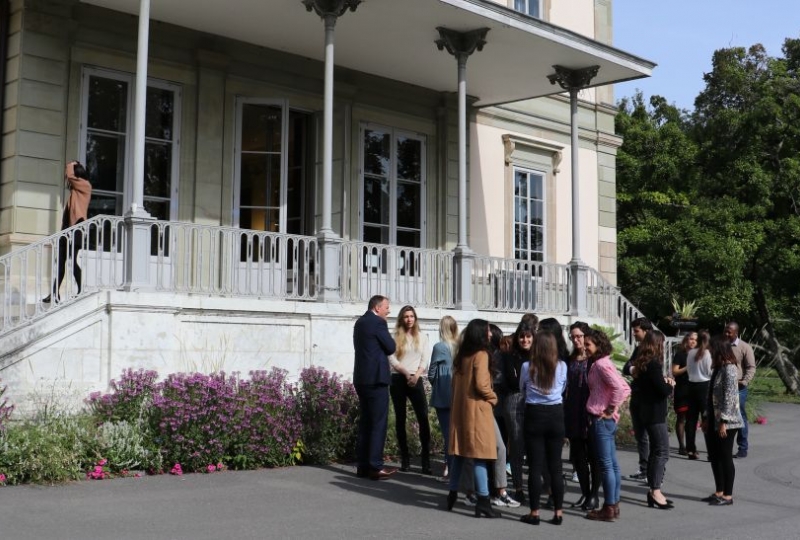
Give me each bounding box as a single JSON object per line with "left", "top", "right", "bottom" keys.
{"left": 538, "top": 318, "right": 569, "bottom": 361}
{"left": 446, "top": 319, "right": 500, "bottom": 518}
{"left": 42, "top": 161, "right": 92, "bottom": 304}
{"left": 564, "top": 321, "right": 600, "bottom": 511}
{"left": 685, "top": 331, "right": 712, "bottom": 461}
{"left": 584, "top": 330, "right": 630, "bottom": 522}
{"left": 700, "top": 335, "right": 743, "bottom": 506}
{"left": 500, "top": 321, "right": 535, "bottom": 503}
{"left": 388, "top": 305, "right": 431, "bottom": 474}
{"left": 519, "top": 332, "right": 568, "bottom": 526}
{"left": 671, "top": 332, "right": 697, "bottom": 455}
{"left": 632, "top": 331, "right": 676, "bottom": 510}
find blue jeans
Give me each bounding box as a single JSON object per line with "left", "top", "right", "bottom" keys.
{"left": 435, "top": 407, "right": 452, "bottom": 471}
{"left": 590, "top": 417, "right": 621, "bottom": 505}
{"left": 449, "top": 456, "right": 489, "bottom": 497}
{"left": 737, "top": 387, "right": 749, "bottom": 454}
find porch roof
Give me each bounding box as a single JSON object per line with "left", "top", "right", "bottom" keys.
{"left": 82, "top": 0, "right": 655, "bottom": 107}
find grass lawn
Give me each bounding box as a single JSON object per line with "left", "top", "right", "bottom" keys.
{"left": 750, "top": 367, "right": 800, "bottom": 405}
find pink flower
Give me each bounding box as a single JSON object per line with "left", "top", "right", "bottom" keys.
{"left": 0, "top": 473, "right": 6, "bottom": 484}
{"left": 170, "top": 463, "right": 183, "bottom": 476}
{"left": 134, "top": 473, "right": 142, "bottom": 478}
{"left": 206, "top": 464, "right": 216, "bottom": 473}
{"left": 216, "top": 462, "right": 225, "bottom": 471}
{"left": 755, "top": 416, "right": 768, "bottom": 425}
{"left": 98, "top": 458, "right": 108, "bottom": 466}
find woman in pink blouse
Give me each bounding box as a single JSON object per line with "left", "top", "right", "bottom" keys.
{"left": 584, "top": 330, "right": 631, "bottom": 522}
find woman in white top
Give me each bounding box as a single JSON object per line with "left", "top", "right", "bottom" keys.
{"left": 685, "top": 330, "right": 712, "bottom": 460}
{"left": 389, "top": 305, "right": 432, "bottom": 474}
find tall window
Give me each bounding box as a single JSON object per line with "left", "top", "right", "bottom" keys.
{"left": 361, "top": 125, "right": 425, "bottom": 247}
{"left": 514, "top": 0, "right": 540, "bottom": 18}
{"left": 513, "top": 168, "right": 545, "bottom": 262}
{"left": 81, "top": 68, "right": 180, "bottom": 221}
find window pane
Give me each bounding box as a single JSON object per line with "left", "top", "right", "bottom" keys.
{"left": 240, "top": 153, "right": 281, "bottom": 208}
{"left": 240, "top": 208, "right": 279, "bottom": 233}
{"left": 88, "top": 76, "right": 127, "bottom": 133}
{"left": 241, "top": 104, "right": 282, "bottom": 153}
{"left": 514, "top": 171, "right": 528, "bottom": 198}
{"left": 515, "top": 223, "right": 528, "bottom": 251}
{"left": 515, "top": 0, "right": 539, "bottom": 17}
{"left": 397, "top": 229, "right": 420, "bottom": 248}
{"left": 363, "top": 175, "right": 389, "bottom": 226}
{"left": 397, "top": 182, "right": 420, "bottom": 229}
{"left": 86, "top": 133, "right": 125, "bottom": 193}
{"left": 364, "top": 225, "right": 389, "bottom": 244}
{"left": 396, "top": 137, "right": 421, "bottom": 181}
{"left": 531, "top": 201, "right": 543, "bottom": 226}
{"left": 145, "top": 87, "right": 174, "bottom": 140}
{"left": 531, "top": 226, "right": 543, "bottom": 251}
{"left": 530, "top": 174, "right": 543, "bottom": 200}
{"left": 143, "top": 199, "right": 170, "bottom": 221}
{"left": 87, "top": 193, "right": 123, "bottom": 218}
{"left": 144, "top": 142, "right": 171, "bottom": 198}
{"left": 364, "top": 130, "right": 390, "bottom": 177}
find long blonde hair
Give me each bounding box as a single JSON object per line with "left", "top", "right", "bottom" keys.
{"left": 439, "top": 315, "right": 459, "bottom": 357}
{"left": 394, "top": 305, "right": 421, "bottom": 360}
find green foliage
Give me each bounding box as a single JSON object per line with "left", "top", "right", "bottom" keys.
{"left": 96, "top": 420, "right": 162, "bottom": 473}
{"left": 0, "top": 414, "right": 97, "bottom": 485}
{"left": 617, "top": 38, "right": 800, "bottom": 358}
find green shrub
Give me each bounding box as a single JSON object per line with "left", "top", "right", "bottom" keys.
{"left": 96, "top": 420, "right": 162, "bottom": 474}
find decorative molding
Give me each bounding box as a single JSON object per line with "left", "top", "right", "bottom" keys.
{"left": 547, "top": 65, "right": 600, "bottom": 91}
{"left": 435, "top": 27, "right": 490, "bottom": 59}
{"left": 302, "top": 0, "right": 361, "bottom": 18}
{"left": 502, "top": 133, "right": 564, "bottom": 173}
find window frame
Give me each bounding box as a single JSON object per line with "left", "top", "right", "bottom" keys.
{"left": 512, "top": 166, "right": 547, "bottom": 263}
{"left": 512, "top": 0, "right": 541, "bottom": 18}
{"left": 78, "top": 66, "right": 182, "bottom": 221}
{"left": 358, "top": 122, "right": 427, "bottom": 248}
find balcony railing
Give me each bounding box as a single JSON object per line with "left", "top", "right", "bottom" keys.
{"left": 586, "top": 267, "right": 647, "bottom": 349}
{"left": 339, "top": 241, "right": 454, "bottom": 308}
{"left": 472, "top": 256, "right": 570, "bottom": 313}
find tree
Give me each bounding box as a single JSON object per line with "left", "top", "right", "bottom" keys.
{"left": 616, "top": 40, "right": 800, "bottom": 395}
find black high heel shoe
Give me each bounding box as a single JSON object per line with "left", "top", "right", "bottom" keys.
{"left": 548, "top": 515, "right": 563, "bottom": 525}
{"left": 647, "top": 492, "right": 674, "bottom": 509}
{"left": 446, "top": 490, "right": 458, "bottom": 511}
{"left": 520, "top": 513, "right": 540, "bottom": 525}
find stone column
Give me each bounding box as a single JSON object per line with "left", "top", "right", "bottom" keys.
{"left": 547, "top": 65, "right": 599, "bottom": 316}
{"left": 303, "top": 0, "right": 361, "bottom": 301}
{"left": 124, "top": 0, "right": 156, "bottom": 292}
{"left": 436, "top": 27, "right": 488, "bottom": 311}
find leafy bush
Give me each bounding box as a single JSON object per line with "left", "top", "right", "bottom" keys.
{"left": 0, "top": 378, "right": 14, "bottom": 432}
{"left": 86, "top": 369, "right": 158, "bottom": 424}
{"left": 0, "top": 414, "right": 97, "bottom": 485}
{"left": 296, "top": 366, "right": 359, "bottom": 464}
{"left": 96, "top": 420, "right": 162, "bottom": 473}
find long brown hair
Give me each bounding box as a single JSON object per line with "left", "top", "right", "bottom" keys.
{"left": 528, "top": 332, "right": 558, "bottom": 392}
{"left": 453, "top": 319, "right": 489, "bottom": 374}
{"left": 633, "top": 331, "right": 664, "bottom": 378}
{"left": 394, "top": 305, "right": 421, "bottom": 360}
{"left": 694, "top": 331, "right": 710, "bottom": 362}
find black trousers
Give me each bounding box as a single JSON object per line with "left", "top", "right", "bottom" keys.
{"left": 644, "top": 422, "right": 669, "bottom": 490}
{"left": 389, "top": 374, "right": 430, "bottom": 464}
{"left": 51, "top": 228, "right": 84, "bottom": 299}
{"left": 355, "top": 383, "right": 390, "bottom": 471}
{"left": 629, "top": 397, "right": 650, "bottom": 472}
{"left": 705, "top": 427, "right": 739, "bottom": 496}
{"left": 569, "top": 436, "right": 600, "bottom": 499}
{"left": 523, "top": 403, "right": 565, "bottom": 511}
{"left": 685, "top": 381, "right": 709, "bottom": 454}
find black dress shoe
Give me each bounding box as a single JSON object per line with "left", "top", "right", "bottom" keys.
{"left": 701, "top": 494, "right": 721, "bottom": 503}
{"left": 548, "top": 515, "right": 563, "bottom": 525}
{"left": 369, "top": 468, "right": 397, "bottom": 480}
{"left": 709, "top": 497, "right": 733, "bottom": 506}
{"left": 520, "top": 514, "right": 540, "bottom": 525}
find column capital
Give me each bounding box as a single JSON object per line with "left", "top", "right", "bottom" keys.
{"left": 435, "top": 27, "right": 490, "bottom": 60}
{"left": 547, "top": 65, "right": 600, "bottom": 91}
{"left": 302, "top": 0, "right": 361, "bottom": 18}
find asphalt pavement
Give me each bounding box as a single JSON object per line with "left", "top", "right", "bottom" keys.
{"left": 1, "top": 402, "right": 799, "bottom": 540}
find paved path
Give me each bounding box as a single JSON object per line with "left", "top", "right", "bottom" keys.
{"left": 1, "top": 402, "right": 799, "bottom": 540}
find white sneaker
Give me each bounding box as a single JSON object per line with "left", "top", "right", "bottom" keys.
{"left": 496, "top": 492, "right": 520, "bottom": 508}
{"left": 571, "top": 472, "right": 579, "bottom": 482}
{"left": 464, "top": 493, "right": 478, "bottom": 507}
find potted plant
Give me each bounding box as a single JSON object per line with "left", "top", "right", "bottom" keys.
{"left": 669, "top": 297, "right": 699, "bottom": 330}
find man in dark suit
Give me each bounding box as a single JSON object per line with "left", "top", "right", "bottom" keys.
{"left": 353, "top": 295, "right": 397, "bottom": 480}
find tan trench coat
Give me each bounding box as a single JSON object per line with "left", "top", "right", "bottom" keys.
{"left": 448, "top": 350, "right": 498, "bottom": 459}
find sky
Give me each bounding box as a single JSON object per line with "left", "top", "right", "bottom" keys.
{"left": 613, "top": 0, "right": 800, "bottom": 111}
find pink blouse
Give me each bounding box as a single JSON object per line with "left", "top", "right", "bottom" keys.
{"left": 586, "top": 355, "right": 631, "bottom": 422}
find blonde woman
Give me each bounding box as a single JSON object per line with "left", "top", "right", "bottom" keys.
{"left": 428, "top": 315, "right": 458, "bottom": 478}
{"left": 389, "top": 305, "right": 432, "bottom": 474}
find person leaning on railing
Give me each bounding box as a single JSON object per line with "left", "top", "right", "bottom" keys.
{"left": 42, "top": 161, "right": 92, "bottom": 304}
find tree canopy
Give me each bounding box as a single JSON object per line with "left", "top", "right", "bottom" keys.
{"left": 616, "top": 39, "right": 800, "bottom": 384}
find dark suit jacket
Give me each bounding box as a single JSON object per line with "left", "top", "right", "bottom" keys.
{"left": 634, "top": 358, "right": 674, "bottom": 425}
{"left": 353, "top": 310, "right": 396, "bottom": 386}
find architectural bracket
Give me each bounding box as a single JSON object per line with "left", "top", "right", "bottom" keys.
{"left": 302, "top": 0, "right": 361, "bottom": 18}
{"left": 435, "top": 27, "right": 490, "bottom": 59}
{"left": 547, "top": 65, "right": 600, "bottom": 90}
{"left": 502, "top": 134, "right": 564, "bottom": 174}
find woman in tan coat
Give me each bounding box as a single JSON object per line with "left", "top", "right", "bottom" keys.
{"left": 446, "top": 318, "right": 499, "bottom": 518}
